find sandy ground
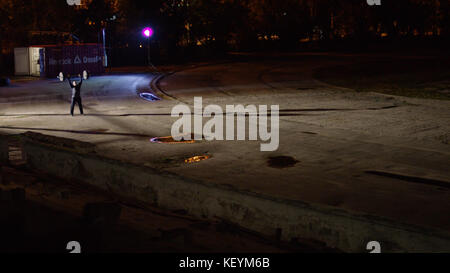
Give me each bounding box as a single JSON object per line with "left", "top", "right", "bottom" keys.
{"left": 0, "top": 53, "right": 449, "bottom": 233}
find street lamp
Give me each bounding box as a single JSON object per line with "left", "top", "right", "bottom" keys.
{"left": 101, "top": 15, "right": 117, "bottom": 69}
{"left": 142, "top": 27, "right": 155, "bottom": 69}
{"left": 143, "top": 27, "right": 153, "bottom": 38}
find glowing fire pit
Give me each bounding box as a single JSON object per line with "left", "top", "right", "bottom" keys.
{"left": 184, "top": 155, "right": 211, "bottom": 164}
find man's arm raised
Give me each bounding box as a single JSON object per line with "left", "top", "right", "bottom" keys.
{"left": 67, "top": 75, "right": 74, "bottom": 88}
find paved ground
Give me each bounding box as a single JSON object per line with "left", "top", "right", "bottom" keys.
{"left": 1, "top": 53, "right": 449, "bottom": 236}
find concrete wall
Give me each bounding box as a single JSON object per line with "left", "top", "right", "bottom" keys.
{"left": 20, "top": 135, "right": 450, "bottom": 252}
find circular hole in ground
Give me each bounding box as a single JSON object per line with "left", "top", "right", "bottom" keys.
{"left": 184, "top": 155, "right": 211, "bottom": 164}
{"left": 139, "top": 92, "right": 161, "bottom": 102}
{"left": 150, "top": 136, "right": 195, "bottom": 144}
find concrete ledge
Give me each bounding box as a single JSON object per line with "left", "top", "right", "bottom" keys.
{"left": 22, "top": 131, "right": 95, "bottom": 153}
{"left": 19, "top": 134, "right": 450, "bottom": 252}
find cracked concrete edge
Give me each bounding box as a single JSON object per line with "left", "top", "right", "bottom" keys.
{"left": 2, "top": 134, "right": 450, "bottom": 252}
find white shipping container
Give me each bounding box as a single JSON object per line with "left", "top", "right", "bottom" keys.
{"left": 14, "top": 47, "right": 44, "bottom": 76}
{"left": 29, "top": 47, "right": 42, "bottom": 76}
{"left": 14, "top": 48, "right": 30, "bottom": 76}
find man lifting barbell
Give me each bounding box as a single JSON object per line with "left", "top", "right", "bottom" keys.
{"left": 67, "top": 74, "right": 84, "bottom": 116}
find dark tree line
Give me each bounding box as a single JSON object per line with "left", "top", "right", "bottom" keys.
{"left": 157, "top": 0, "right": 448, "bottom": 49}
{"left": 1, "top": 0, "right": 448, "bottom": 68}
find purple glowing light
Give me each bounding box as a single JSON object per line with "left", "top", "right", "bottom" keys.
{"left": 142, "top": 27, "right": 153, "bottom": 38}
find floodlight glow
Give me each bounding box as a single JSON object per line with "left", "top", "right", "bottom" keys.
{"left": 142, "top": 27, "right": 153, "bottom": 38}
